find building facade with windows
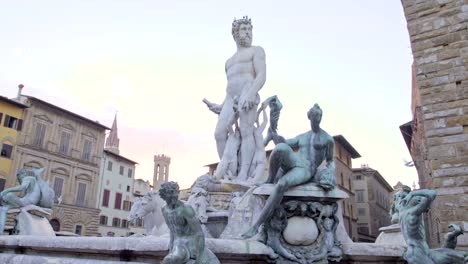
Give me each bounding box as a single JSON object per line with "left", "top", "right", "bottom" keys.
{"left": 0, "top": 95, "right": 27, "bottom": 191}
{"left": 98, "top": 150, "right": 139, "bottom": 236}
{"left": 11, "top": 95, "right": 109, "bottom": 236}
{"left": 333, "top": 135, "right": 360, "bottom": 242}
{"left": 352, "top": 166, "right": 393, "bottom": 242}
{"left": 97, "top": 115, "right": 145, "bottom": 237}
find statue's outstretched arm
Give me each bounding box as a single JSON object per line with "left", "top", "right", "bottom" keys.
{"left": 202, "top": 98, "right": 223, "bottom": 115}
{"left": 1, "top": 179, "right": 30, "bottom": 196}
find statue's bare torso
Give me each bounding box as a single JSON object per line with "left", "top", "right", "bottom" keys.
{"left": 225, "top": 46, "right": 260, "bottom": 99}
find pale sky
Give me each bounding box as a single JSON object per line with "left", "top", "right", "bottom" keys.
{"left": 0, "top": 0, "right": 418, "bottom": 189}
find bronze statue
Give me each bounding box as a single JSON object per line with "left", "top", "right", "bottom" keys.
{"left": 159, "top": 182, "right": 219, "bottom": 264}
{"left": 390, "top": 185, "right": 411, "bottom": 224}
{"left": 242, "top": 103, "right": 336, "bottom": 239}
{"left": 399, "top": 189, "right": 467, "bottom": 264}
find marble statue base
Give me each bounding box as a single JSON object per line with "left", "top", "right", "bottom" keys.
{"left": 252, "top": 183, "right": 350, "bottom": 263}
{"left": 375, "top": 224, "right": 406, "bottom": 245}
{"left": 0, "top": 235, "right": 407, "bottom": 263}
{"left": 8, "top": 205, "right": 55, "bottom": 236}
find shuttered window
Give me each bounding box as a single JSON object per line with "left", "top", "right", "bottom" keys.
{"left": 16, "top": 119, "right": 23, "bottom": 131}
{"left": 33, "top": 123, "right": 46, "bottom": 147}
{"left": 114, "top": 193, "right": 122, "bottom": 210}
{"left": 53, "top": 177, "right": 64, "bottom": 198}
{"left": 59, "top": 131, "right": 71, "bottom": 155}
{"left": 3, "top": 115, "right": 18, "bottom": 129}
{"left": 82, "top": 139, "right": 92, "bottom": 161}
{"left": 102, "top": 189, "right": 110, "bottom": 207}
{"left": 76, "top": 182, "right": 87, "bottom": 206}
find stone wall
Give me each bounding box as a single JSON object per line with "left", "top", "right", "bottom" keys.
{"left": 401, "top": 0, "right": 468, "bottom": 249}
{"left": 51, "top": 204, "right": 100, "bottom": 236}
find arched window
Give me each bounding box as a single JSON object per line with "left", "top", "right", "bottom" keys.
{"left": 49, "top": 219, "right": 60, "bottom": 232}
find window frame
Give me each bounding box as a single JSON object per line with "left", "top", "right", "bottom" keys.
{"left": 3, "top": 115, "right": 18, "bottom": 129}
{"left": 114, "top": 192, "right": 122, "bottom": 210}
{"left": 99, "top": 215, "right": 108, "bottom": 225}
{"left": 82, "top": 138, "right": 93, "bottom": 161}
{"left": 102, "top": 189, "right": 110, "bottom": 207}
{"left": 59, "top": 131, "right": 72, "bottom": 155}
{"left": 53, "top": 177, "right": 64, "bottom": 199}
{"left": 33, "top": 122, "right": 46, "bottom": 148}
{"left": 0, "top": 143, "right": 13, "bottom": 159}
{"left": 75, "top": 182, "right": 87, "bottom": 206}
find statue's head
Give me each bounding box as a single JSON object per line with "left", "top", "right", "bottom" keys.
{"left": 323, "top": 217, "right": 334, "bottom": 231}
{"left": 393, "top": 185, "right": 411, "bottom": 203}
{"left": 390, "top": 186, "right": 411, "bottom": 223}
{"left": 16, "top": 168, "right": 32, "bottom": 182}
{"left": 159, "top": 181, "right": 180, "bottom": 205}
{"left": 232, "top": 16, "right": 253, "bottom": 47}
{"left": 307, "top": 103, "right": 323, "bottom": 127}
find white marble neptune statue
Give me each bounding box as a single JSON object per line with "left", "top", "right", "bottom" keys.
{"left": 203, "top": 16, "right": 267, "bottom": 182}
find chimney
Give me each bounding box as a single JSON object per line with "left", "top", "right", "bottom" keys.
{"left": 17, "top": 84, "right": 24, "bottom": 99}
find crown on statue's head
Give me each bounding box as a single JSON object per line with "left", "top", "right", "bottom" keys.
{"left": 232, "top": 16, "right": 251, "bottom": 28}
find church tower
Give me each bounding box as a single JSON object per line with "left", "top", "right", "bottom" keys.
{"left": 104, "top": 113, "right": 120, "bottom": 154}
{"left": 153, "top": 154, "right": 171, "bottom": 190}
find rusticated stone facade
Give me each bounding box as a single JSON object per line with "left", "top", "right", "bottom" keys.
{"left": 51, "top": 204, "right": 100, "bottom": 236}
{"left": 401, "top": 0, "right": 468, "bottom": 249}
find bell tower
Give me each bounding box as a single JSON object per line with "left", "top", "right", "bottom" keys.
{"left": 153, "top": 154, "right": 171, "bottom": 190}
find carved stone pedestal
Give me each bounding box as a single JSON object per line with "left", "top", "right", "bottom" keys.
{"left": 253, "top": 183, "right": 349, "bottom": 264}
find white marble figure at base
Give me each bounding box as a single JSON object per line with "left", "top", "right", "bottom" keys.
{"left": 186, "top": 187, "right": 214, "bottom": 238}
{"left": 128, "top": 191, "right": 169, "bottom": 237}
{"left": 212, "top": 107, "right": 268, "bottom": 185}
{"left": 241, "top": 107, "right": 268, "bottom": 183}
{"left": 220, "top": 187, "right": 265, "bottom": 239}
{"left": 12, "top": 204, "right": 55, "bottom": 236}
